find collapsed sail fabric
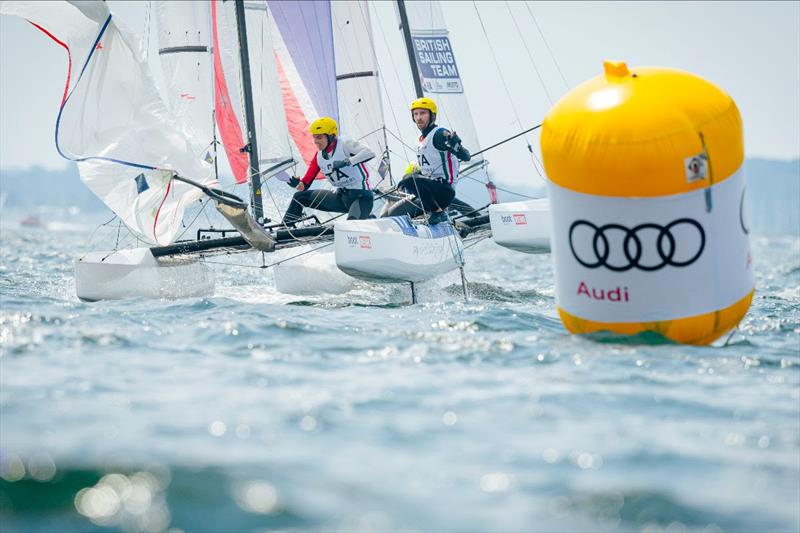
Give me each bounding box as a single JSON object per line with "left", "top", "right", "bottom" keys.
{"left": 1, "top": 1, "right": 215, "bottom": 245}
{"left": 401, "top": 1, "right": 490, "bottom": 205}
{"left": 155, "top": 0, "right": 215, "bottom": 155}
{"left": 332, "top": 1, "right": 389, "bottom": 186}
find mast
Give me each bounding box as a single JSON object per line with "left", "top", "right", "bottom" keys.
{"left": 234, "top": 0, "right": 264, "bottom": 223}
{"left": 397, "top": 0, "right": 424, "bottom": 99}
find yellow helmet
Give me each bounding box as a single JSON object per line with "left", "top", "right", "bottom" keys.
{"left": 410, "top": 97, "right": 437, "bottom": 114}
{"left": 309, "top": 116, "right": 338, "bottom": 136}
{"left": 404, "top": 161, "right": 420, "bottom": 175}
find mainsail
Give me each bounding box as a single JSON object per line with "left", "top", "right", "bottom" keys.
{"left": 398, "top": 0, "right": 491, "bottom": 206}
{"left": 154, "top": 0, "right": 215, "bottom": 157}
{"left": 268, "top": 0, "right": 338, "bottom": 175}
{"left": 1, "top": 1, "right": 215, "bottom": 245}
{"left": 332, "top": 0, "right": 390, "bottom": 186}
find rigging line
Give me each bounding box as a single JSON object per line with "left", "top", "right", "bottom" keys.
{"left": 385, "top": 128, "right": 417, "bottom": 153}
{"left": 373, "top": 7, "right": 413, "bottom": 108}
{"left": 472, "top": 1, "right": 536, "bottom": 164}
{"left": 334, "top": 3, "right": 371, "bottom": 97}
{"left": 461, "top": 174, "right": 542, "bottom": 200}
{"left": 464, "top": 234, "right": 490, "bottom": 250}
{"left": 379, "top": 95, "right": 412, "bottom": 163}
{"left": 200, "top": 241, "right": 335, "bottom": 270}
{"left": 330, "top": 6, "right": 402, "bottom": 172}
{"left": 173, "top": 197, "right": 213, "bottom": 242}
{"left": 257, "top": 13, "right": 265, "bottom": 168}
{"left": 199, "top": 258, "right": 265, "bottom": 269}
{"left": 329, "top": 11, "right": 385, "bottom": 164}
{"left": 471, "top": 124, "right": 542, "bottom": 158}
{"left": 372, "top": 5, "right": 415, "bottom": 163}
{"left": 264, "top": 241, "right": 334, "bottom": 268}
{"left": 80, "top": 213, "right": 120, "bottom": 260}
{"left": 503, "top": 1, "right": 554, "bottom": 106}
{"left": 524, "top": 1, "right": 569, "bottom": 90}
{"left": 356, "top": 127, "right": 386, "bottom": 144}
{"left": 356, "top": 1, "right": 392, "bottom": 159}
{"left": 347, "top": 3, "right": 373, "bottom": 80}
{"left": 143, "top": 0, "right": 152, "bottom": 61}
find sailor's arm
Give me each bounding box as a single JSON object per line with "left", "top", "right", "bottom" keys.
{"left": 297, "top": 157, "right": 322, "bottom": 190}
{"left": 433, "top": 128, "right": 471, "bottom": 162}
{"left": 340, "top": 138, "right": 375, "bottom": 166}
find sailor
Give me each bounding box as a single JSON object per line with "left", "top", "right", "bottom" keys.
{"left": 383, "top": 97, "right": 471, "bottom": 225}
{"left": 282, "top": 117, "right": 375, "bottom": 226}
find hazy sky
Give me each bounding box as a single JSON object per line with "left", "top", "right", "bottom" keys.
{"left": 1, "top": 1, "right": 798, "bottom": 187}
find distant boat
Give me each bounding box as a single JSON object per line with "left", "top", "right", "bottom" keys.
{"left": 19, "top": 214, "right": 44, "bottom": 228}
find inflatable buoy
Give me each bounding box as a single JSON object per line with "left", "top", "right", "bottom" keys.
{"left": 542, "top": 61, "right": 754, "bottom": 345}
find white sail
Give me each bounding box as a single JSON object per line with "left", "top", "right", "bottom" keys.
{"left": 209, "top": 1, "right": 299, "bottom": 220}
{"left": 332, "top": 1, "right": 389, "bottom": 186}
{"left": 400, "top": 1, "right": 491, "bottom": 205}
{"left": 154, "top": 0, "right": 215, "bottom": 154}
{"left": 1, "top": 1, "right": 215, "bottom": 246}
{"left": 244, "top": 2, "right": 296, "bottom": 173}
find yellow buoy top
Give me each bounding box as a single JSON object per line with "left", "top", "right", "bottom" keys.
{"left": 541, "top": 61, "right": 743, "bottom": 197}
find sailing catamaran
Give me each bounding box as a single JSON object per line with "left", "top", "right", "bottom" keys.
{"left": 2, "top": 0, "right": 550, "bottom": 302}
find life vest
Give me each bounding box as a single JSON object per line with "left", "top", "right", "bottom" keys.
{"left": 416, "top": 126, "right": 458, "bottom": 185}
{"left": 316, "top": 138, "right": 370, "bottom": 190}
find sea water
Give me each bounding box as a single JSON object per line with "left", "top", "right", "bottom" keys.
{"left": 0, "top": 224, "right": 798, "bottom": 532}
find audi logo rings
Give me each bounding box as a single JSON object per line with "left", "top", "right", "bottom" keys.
{"left": 569, "top": 218, "right": 706, "bottom": 272}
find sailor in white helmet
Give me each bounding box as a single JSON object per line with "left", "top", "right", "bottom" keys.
{"left": 383, "top": 97, "right": 471, "bottom": 225}
{"left": 282, "top": 117, "right": 376, "bottom": 226}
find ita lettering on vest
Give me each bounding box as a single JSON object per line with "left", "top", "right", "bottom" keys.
{"left": 317, "top": 138, "right": 370, "bottom": 190}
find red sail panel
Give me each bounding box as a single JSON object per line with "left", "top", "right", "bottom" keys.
{"left": 211, "top": 0, "right": 248, "bottom": 184}
{"left": 275, "top": 53, "right": 318, "bottom": 175}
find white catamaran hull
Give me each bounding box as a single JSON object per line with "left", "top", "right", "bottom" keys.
{"left": 489, "top": 199, "right": 552, "bottom": 254}
{"left": 334, "top": 217, "right": 464, "bottom": 283}
{"left": 75, "top": 248, "right": 214, "bottom": 302}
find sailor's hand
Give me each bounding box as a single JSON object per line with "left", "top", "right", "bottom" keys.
{"left": 331, "top": 159, "right": 350, "bottom": 170}
{"left": 286, "top": 176, "right": 301, "bottom": 188}
{"left": 444, "top": 131, "right": 461, "bottom": 149}
{"left": 296, "top": 181, "right": 306, "bottom": 192}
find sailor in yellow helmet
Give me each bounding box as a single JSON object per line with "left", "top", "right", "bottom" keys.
{"left": 382, "top": 97, "right": 471, "bottom": 225}
{"left": 281, "top": 117, "right": 376, "bottom": 226}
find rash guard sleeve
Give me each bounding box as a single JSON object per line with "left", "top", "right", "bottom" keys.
{"left": 300, "top": 156, "right": 321, "bottom": 187}
{"left": 341, "top": 138, "right": 375, "bottom": 166}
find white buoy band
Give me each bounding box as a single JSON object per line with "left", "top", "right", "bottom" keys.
{"left": 548, "top": 168, "right": 754, "bottom": 323}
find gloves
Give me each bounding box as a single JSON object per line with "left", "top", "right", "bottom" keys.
{"left": 331, "top": 158, "right": 350, "bottom": 171}
{"left": 453, "top": 145, "right": 470, "bottom": 162}
{"left": 445, "top": 131, "right": 462, "bottom": 149}
{"left": 286, "top": 176, "right": 300, "bottom": 188}
{"left": 445, "top": 131, "right": 470, "bottom": 162}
